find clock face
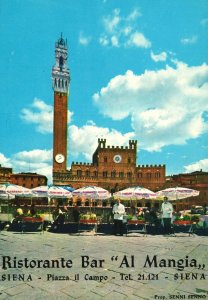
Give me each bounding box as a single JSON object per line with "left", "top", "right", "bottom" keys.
{"left": 55, "top": 154, "right": 65, "bottom": 164}
{"left": 113, "top": 154, "right": 122, "bottom": 163}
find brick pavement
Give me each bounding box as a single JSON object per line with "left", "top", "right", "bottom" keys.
{"left": 0, "top": 231, "right": 207, "bottom": 299}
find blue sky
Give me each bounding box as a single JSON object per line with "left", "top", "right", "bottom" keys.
{"left": 0, "top": 0, "right": 208, "bottom": 183}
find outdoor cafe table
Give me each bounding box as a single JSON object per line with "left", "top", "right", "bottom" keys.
{"left": 125, "top": 219, "right": 148, "bottom": 236}
{"left": 13, "top": 216, "right": 44, "bottom": 233}
{"left": 172, "top": 220, "right": 195, "bottom": 236}
{"left": 78, "top": 218, "right": 101, "bottom": 235}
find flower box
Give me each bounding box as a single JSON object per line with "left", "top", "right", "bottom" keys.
{"left": 17, "top": 216, "right": 43, "bottom": 223}
{"left": 79, "top": 219, "right": 97, "bottom": 224}
{"left": 173, "top": 220, "right": 193, "bottom": 226}
{"left": 128, "top": 220, "right": 145, "bottom": 224}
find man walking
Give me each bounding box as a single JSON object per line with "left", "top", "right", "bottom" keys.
{"left": 112, "top": 199, "right": 125, "bottom": 236}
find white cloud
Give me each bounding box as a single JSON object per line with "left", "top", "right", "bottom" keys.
{"left": 103, "top": 8, "right": 120, "bottom": 33}
{"left": 111, "top": 35, "right": 119, "bottom": 47}
{"left": 99, "top": 35, "right": 109, "bottom": 46}
{"left": 150, "top": 51, "right": 167, "bottom": 62}
{"left": 100, "top": 8, "right": 150, "bottom": 49}
{"left": 93, "top": 62, "right": 208, "bottom": 151}
{"left": 13, "top": 149, "right": 52, "bottom": 163}
{"left": 0, "top": 149, "right": 53, "bottom": 184}
{"left": 127, "top": 32, "right": 151, "bottom": 48}
{"left": 79, "top": 32, "right": 91, "bottom": 46}
{"left": 184, "top": 158, "right": 208, "bottom": 173}
{"left": 21, "top": 98, "right": 73, "bottom": 134}
{"left": 68, "top": 122, "right": 134, "bottom": 161}
{"left": 127, "top": 8, "right": 141, "bottom": 21}
{"left": 0, "top": 153, "right": 11, "bottom": 168}
{"left": 181, "top": 36, "right": 197, "bottom": 45}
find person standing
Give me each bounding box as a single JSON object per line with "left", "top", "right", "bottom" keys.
{"left": 161, "top": 197, "right": 173, "bottom": 235}
{"left": 112, "top": 199, "right": 125, "bottom": 236}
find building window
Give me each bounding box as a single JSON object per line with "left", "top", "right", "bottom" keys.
{"left": 128, "top": 158, "right": 131, "bottom": 163}
{"left": 146, "top": 173, "right": 151, "bottom": 178}
{"left": 104, "top": 156, "right": 107, "bottom": 163}
{"left": 77, "top": 170, "right": 82, "bottom": 177}
{"left": 137, "top": 172, "right": 143, "bottom": 178}
{"left": 119, "top": 172, "right": 124, "bottom": 178}
{"left": 127, "top": 172, "right": 132, "bottom": 178}
{"left": 86, "top": 170, "right": 90, "bottom": 177}
{"left": 103, "top": 171, "right": 108, "bottom": 178}
{"left": 155, "top": 172, "right": 160, "bottom": 178}
{"left": 111, "top": 171, "right": 116, "bottom": 178}
{"left": 93, "top": 171, "right": 98, "bottom": 177}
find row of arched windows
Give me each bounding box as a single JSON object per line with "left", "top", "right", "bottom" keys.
{"left": 76, "top": 170, "right": 162, "bottom": 179}
{"left": 137, "top": 172, "right": 161, "bottom": 178}
{"left": 54, "top": 78, "right": 68, "bottom": 89}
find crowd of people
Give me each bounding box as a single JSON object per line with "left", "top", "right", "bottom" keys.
{"left": 12, "top": 197, "right": 206, "bottom": 235}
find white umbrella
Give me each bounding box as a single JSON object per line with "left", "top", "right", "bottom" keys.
{"left": 156, "top": 187, "right": 199, "bottom": 200}
{"left": 114, "top": 186, "right": 156, "bottom": 200}
{"left": 0, "top": 183, "right": 32, "bottom": 198}
{"left": 72, "top": 186, "right": 111, "bottom": 200}
{"left": 31, "top": 185, "right": 72, "bottom": 221}
{"left": 72, "top": 186, "right": 111, "bottom": 213}
{"left": 31, "top": 185, "right": 72, "bottom": 198}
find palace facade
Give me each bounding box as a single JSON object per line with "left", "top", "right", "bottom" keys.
{"left": 53, "top": 138, "right": 166, "bottom": 192}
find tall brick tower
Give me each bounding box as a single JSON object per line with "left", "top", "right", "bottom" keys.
{"left": 52, "top": 34, "right": 70, "bottom": 178}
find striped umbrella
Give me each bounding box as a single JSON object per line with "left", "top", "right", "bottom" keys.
{"left": 72, "top": 186, "right": 111, "bottom": 200}
{"left": 114, "top": 186, "right": 156, "bottom": 200}
{"left": 156, "top": 187, "right": 199, "bottom": 200}
{"left": 31, "top": 185, "right": 72, "bottom": 198}
{"left": 0, "top": 183, "right": 32, "bottom": 199}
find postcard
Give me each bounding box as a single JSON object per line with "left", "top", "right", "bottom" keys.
{"left": 0, "top": 0, "right": 207, "bottom": 299}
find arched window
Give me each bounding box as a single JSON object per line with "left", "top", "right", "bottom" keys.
{"left": 86, "top": 170, "right": 90, "bottom": 177}
{"left": 103, "top": 171, "right": 108, "bottom": 178}
{"left": 111, "top": 171, "right": 116, "bottom": 178}
{"left": 146, "top": 173, "right": 151, "bottom": 178}
{"left": 77, "top": 170, "right": 82, "bottom": 177}
{"left": 59, "top": 56, "right": 64, "bottom": 67}
{"left": 119, "top": 172, "right": 124, "bottom": 178}
{"left": 155, "top": 172, "right": 160, "bottom": 178}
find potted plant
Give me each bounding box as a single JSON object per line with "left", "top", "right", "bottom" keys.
{"left": 173, "top": 214, "right": 192, "bottom": 225}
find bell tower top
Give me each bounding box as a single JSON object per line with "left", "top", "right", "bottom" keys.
{"left": 57, "top": 33, "right": 67, "bottom": 47}
{"left": 52, "top": 33, "right": 70, "bottom": 94}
